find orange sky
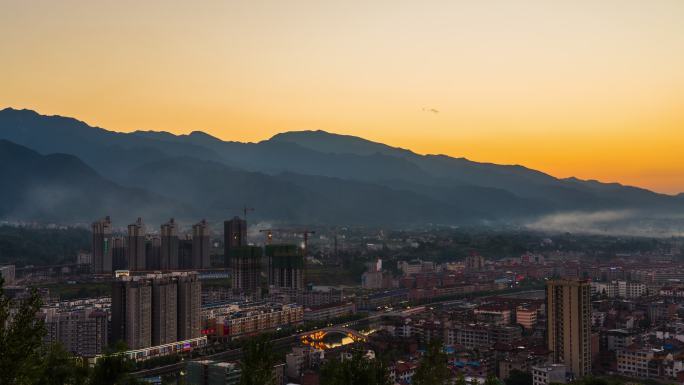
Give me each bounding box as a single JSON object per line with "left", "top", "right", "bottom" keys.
{"left": 1, "top": 0, "right": 683, "bottom": 194}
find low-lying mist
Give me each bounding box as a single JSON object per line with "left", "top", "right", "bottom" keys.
{"left": 525, "top": 210, "right": 684, "bottom": 237}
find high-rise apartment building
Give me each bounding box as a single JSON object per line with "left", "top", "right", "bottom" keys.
{"left": 546, "top": 278, "right": 592, "bottom": 378}
{"left": 112, "top": 236, "right": 127, "bottom": 271}
{"left": 112, "top": 272, "right": 201, "bottom": 349}
{"left": 161, "top": 218, "right": 179, "bottom": 270}
{"left": 146, "top": 236, "right": 161, "bottom": 271}
{"left": 224, "top": 217, "right": 247, "bottom": 266}
{"left": 178, "top": 272, "right": 202, "bottom": 340}
{"left": 152, "top": 275, "right": 178, "bottom": 346}
{"left": 126, "top": 218, "right": 146, "bottom": 271}
{"left": 192, "top": 219, "right": 211, "bottom": 269}
{"left": 92, "top": 216, "right": 113, "bottom": 273}
{"left": 267, "top": 244, "right": 304, "bottom": 291}
{"left": 230, "top": 246, "right": 262, "bottom": 295}
{"left": 179, "top": 236, "right": 194, "bottom": 269}
{"left": 111, "top": 275, "right": 153, "bottom": 349}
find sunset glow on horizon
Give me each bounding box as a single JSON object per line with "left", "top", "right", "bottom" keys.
{"left": 2, "top": 0, "right": 683, "bottom": 193}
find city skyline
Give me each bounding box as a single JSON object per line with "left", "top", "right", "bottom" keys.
{"left": 4, "top": 1, "right": 684, "bottom": 384}
{"left": 2, "top": 1, "right": 683, "bottom": 193}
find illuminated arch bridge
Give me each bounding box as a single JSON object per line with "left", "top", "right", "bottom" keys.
{"left": 299, "top": 327, "right": 368, "bottom": 349}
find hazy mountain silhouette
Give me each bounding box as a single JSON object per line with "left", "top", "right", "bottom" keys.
{"left": 0, "top": 140, "right": 183, "bottom": 222}
{"left": 124, "top": 157, "right": 479, "bottom": 225}
{"left": 0, "top": 107, "right": 682, "bottom": 227}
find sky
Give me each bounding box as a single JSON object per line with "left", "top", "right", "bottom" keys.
{"left": 1, "top": 0, "right": 683, "bottom": 194}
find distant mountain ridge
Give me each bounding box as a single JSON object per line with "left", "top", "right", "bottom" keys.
{"left": 0, "top": 139, "right": 182, "bottom": 222}
{"left": 0, "top": 107, "right": 681, "bottom": 227}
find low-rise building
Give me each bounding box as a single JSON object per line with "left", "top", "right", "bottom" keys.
{"left": 532, "top": 364, "right": 568, "bottom": 385}
{"left": 474, "top": 306, "right": 511, "bottom": 325}
{"left": 187, "top": 360, "right": 241, "bottom": 385}
{"left": 516, "top": 306, "right": 538, "bottom": 329}
{"left": 304, "top": 302, "right": 355, "bottom": 322}
{"left": 40, "top": 298, "right": 110, "bottom": 357}
{"left": 617, "top": 345, "right": 657, "bottom": 379}
{"left": 202, "top": 302, "right": 303, "bottom": 340}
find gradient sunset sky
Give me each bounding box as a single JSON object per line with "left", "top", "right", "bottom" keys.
{"left": 2, "top": 0, "right": 683, "bottom": 193}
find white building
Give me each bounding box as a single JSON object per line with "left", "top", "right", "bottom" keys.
{"left": 532, "top": 364, "right": 568, "bottom": 385}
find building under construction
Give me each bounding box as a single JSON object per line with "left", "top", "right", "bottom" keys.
{"left": 229, "top": 246, "right": 262, "bottom": 295}
{"left": 266, "top": 244, "right": 305, "bottom": 291}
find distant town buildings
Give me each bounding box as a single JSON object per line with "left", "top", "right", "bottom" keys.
{"left": 465, "top": 253, "right": 486, "bottom": 271}
{"left": 397, "top": 259, "right": 435, "bottom": 276}
{"left": 39, "top": 216, "right": 684, "bottom": 384}
{"left": 362, "top": 258, "right": 392, "bottom": 289}
{"left": 591, "top": 280, "right": 647, "bottom": 298}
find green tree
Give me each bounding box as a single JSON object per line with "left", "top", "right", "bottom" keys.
{"left": 0, "top": 278, "right": 47, "bottom": 385}
{"left": 505, "top": 369, "right": 532, "bottom": 385}
{"left": 239, "top": 337, "right": 277, "bottom": 385}
{"left": 1, "top": 279, "right": 140, "bottom": 385}
{"left": 37, "top": 343, "right": 90, "bottom": 385}
{"left": 320, "top": 350, "right": 390, "bottom": 385}
{"left": 485, "top": 374, "right": 502, "bottom": 385}
{"left": 577, "top": 377, "right": 608, "bottom": 385}
{"left": 412, "top": 339, "right": 450, "bottom": 385}
{"left": 89, "top": 342, "right": 141, "bottom": 385}
{"left": 455, "top": 372, "right": 468, "bottom": 385}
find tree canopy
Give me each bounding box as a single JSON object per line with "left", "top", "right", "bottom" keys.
{"left": 239, "top": 337, "right": 277, "bottom": 385}
{"left": 412, "top": 339, "right": 451, "bottom": 385}
{"left": 0, "top": 278, "right": 140, "bottom": 385}
{"left": 320, "top": 350, "right": 390, "bottom": 385}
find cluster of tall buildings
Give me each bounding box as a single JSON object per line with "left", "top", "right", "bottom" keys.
{"left": 111, "top": 271, "right": 201, "bottom": 349}
{"left": 224, "top": 217, "right": 305, "bottom": 296}
{"left": 92, "top": 217, "right": 211, "bottom": 274}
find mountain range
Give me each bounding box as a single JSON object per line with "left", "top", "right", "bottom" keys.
{"left": 0, "top": 107, "right": 682, "bottom": 231}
